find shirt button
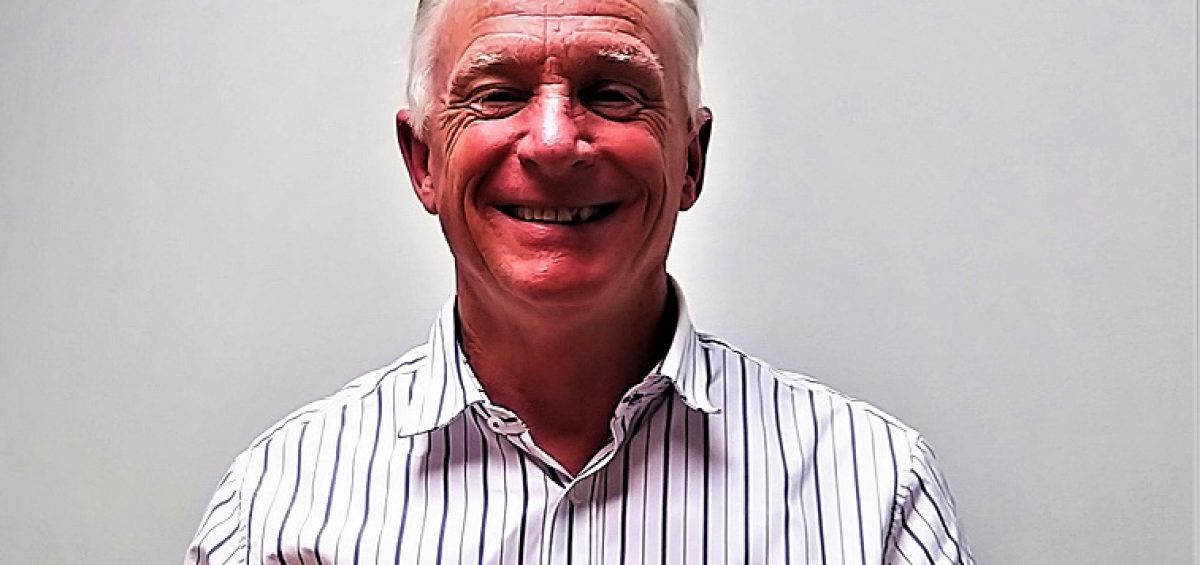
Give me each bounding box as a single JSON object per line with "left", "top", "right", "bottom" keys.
{"left": 487, "top": 417, "right": 524, "bottom": 435}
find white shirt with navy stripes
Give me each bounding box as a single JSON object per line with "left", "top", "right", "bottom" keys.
{"left": 185, "top": 283, "right": 972, "bottom": 564}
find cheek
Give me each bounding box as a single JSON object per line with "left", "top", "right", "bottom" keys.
{"left": 436, "top": 121, "right": 518, "bottom": 206}
{"left": 602, "top": 126, "right": 685, "bottom": 201}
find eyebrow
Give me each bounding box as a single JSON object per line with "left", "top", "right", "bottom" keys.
{"left": 596, "top": 44, "right": 663, "bottom": 72}
{"left": 461, "top": 51, "right": 512, "bottom": 77}
{"left": 450, "top": 41, "right": 665, "bottom": 89}
{"left": 447, "top": 51, "right": 521, "bottom": 91}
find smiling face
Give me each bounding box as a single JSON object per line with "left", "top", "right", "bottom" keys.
{"left": 399, "top": 0, "right": 710, "bottom": 313}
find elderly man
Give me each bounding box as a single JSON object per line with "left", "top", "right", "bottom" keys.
{"left": 186, "top": 0, "right": 971, "bottom": 563}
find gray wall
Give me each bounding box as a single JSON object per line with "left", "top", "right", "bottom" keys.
{"left": 0, "top": 1, "right": 1194, "bottom": 563}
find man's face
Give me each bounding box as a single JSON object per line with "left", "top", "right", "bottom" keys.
{"left": 400, "top": 0, "right": 709, "bottom": 309}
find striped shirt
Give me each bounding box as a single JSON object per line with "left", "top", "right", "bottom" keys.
{"left": 185, "top": 283, "right": 972, "bottom": 564}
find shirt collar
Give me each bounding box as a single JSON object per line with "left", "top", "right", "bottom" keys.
{"left": 395, "top": 278, "right": 719, "bottom": 438}
{"left": 653, "top": 278, "right": 720, "bottom": 414}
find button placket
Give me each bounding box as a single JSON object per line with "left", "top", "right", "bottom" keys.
{"left": 567, "top": 478, "right": 591, "bottom": 504}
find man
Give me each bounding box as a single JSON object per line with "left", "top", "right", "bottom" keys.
{"left": 186, "top": 0, "right": 972, "bottom": 563}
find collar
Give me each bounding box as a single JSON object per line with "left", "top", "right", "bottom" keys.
{"left": 395, "top": 278, "right": 719, "bottom": 438}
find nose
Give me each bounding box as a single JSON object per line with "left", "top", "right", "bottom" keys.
{"left": 516, "top": 90, "right": 595, "bottom": 177}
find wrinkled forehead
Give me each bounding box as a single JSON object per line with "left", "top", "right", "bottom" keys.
{"left": 435, "top": 0, "right": 680, "bottom": 81}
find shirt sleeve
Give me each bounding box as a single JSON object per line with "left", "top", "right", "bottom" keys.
{"left": 884, "top": 437, "right": 974, "bottom": 565}
{"left": 183, "top": 454, "right": 249, "bottom": 565}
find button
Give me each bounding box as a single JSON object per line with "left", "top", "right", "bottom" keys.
{"left": 486, "top": 417, "right": 525, "bottom": 435}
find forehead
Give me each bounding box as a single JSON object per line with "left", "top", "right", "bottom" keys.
{"left": 436, "top": 0, "right": 678, "bottom": 72}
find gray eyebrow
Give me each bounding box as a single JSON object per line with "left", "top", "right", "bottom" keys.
{"left": 455, "top": 51, "right": 517, "bottom": 81}
{"left": 452, "top": 42, "right": 664, "bottom": 86}
{"left": 596, "top": 44, "right": 663, "bottom": 72}
{"left": 465, "top": 52, "right": 509, "bottom": 74}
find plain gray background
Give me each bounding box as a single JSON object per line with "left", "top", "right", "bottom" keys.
{"left": 1, "top": 1, "right": 1195, "bottom": 563}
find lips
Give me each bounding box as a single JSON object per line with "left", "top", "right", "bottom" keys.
{"left": 498, "top": 204, "right": 619, "bottom": 225}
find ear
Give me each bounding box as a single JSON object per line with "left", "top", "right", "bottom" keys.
{"left": 680, "top": 107, "right": 713, "bottom": 211}
{"left": 396, "top": 109, "right": 438, "bottom": 215}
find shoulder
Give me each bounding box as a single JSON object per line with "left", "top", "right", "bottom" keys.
{"left": 244, "top": 344, "right": 431, "bottom": 452}
{"left": 694, "top": 333, "right": 976, "bottom": 560}
{"left": 202, "top": 343, "right": 432, "bottom": 500}
{"left": 184, "top": 345, "right": 431, "bottom": 563}
{"left": 696, "top": 331, "right": 925, "bottom": 448}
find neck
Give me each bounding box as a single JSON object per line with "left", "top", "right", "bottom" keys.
{"left": 456, "top": 273, "right": 677, "bottom": 474}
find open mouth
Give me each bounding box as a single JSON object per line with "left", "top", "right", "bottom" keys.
{"left": 498, "top": 204, "right": 619, "bottom": 225}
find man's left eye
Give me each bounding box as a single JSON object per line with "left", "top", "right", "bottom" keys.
{"left": 582, "top": 85, "right": 642, "bottom": 119}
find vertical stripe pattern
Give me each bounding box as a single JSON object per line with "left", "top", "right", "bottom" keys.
{"left": 185, "top": 284, "right": 972, "bottom": 564}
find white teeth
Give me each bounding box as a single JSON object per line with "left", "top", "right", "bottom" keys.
{"left": 510, "top": 206, "right": 604, "bottom": 224}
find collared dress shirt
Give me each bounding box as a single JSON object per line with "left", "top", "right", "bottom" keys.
{"left": 185, "top": 285, "right": 973, "bottom": 564}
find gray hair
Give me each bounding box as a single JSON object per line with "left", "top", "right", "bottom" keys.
{"left": 405, "top": 0, "right": 703, "bottom": 138}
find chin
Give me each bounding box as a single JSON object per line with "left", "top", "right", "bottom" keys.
{"left": 498, "top": 261, "right": 626, "bottom": 310}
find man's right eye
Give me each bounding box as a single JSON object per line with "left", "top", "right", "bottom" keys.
{"left": 469, "top": 88, "right": 528, "bottom": 118}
